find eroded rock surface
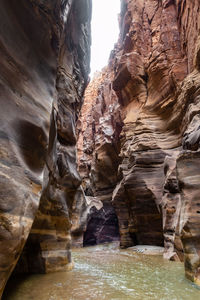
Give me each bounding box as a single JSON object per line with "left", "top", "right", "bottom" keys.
{"left": 0, "top": 0, "right": 91, "bottom": 296}
{"left": 177, "top": 152, "right": 200, "bottom": 285}
{"left": 77, "top": 0, "right": 200, "bottom": 285}
{"left": 162, "top": 154, "right": 182, "bottom": 261}
{"left": 77, "top": 69, "right": 121, "bottom": 246}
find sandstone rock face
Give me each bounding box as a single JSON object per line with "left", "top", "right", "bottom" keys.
{"left": 162, "top": 154, "right": 182, "bottom": 261}
{"left": 0, "top": 0, "right": 91, "bottom": 296}
{"left": 77, "top": 0, "right": 200, "bottom": 285}
{"left": 77, "top": 69, "right": 121, "bottom": 246}
{"left": 83, "top": 196, "right": 120, "bottom": 246}
{"left": 177, "top": 152, "right": 200, "bottom": 285}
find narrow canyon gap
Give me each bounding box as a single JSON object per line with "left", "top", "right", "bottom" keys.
{"left": 0, "top": 0, "right": 200, "bottom": 298}
{"left": 90, "top": 0, "right": 120, "bottom": 76}
{"left": 77, "top": 0, "right": 121, "bottom": 247}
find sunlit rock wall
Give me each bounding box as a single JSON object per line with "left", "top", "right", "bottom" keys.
{"left": 77, "top": 0, "right": 200, "bottom": 284}
{"left": 0, "top": 0, "right": 91, "bottom": 296}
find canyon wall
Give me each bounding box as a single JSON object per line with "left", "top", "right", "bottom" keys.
{"left": 78, "top": 0, "right": 200, "bottom": 285}
{"left": 0, "top": 0, "right": 91, "bottom": 296}
{"left": 77, "top": 69, "right": 121, "bottom": 246}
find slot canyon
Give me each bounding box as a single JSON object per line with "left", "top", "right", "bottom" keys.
{"left": 0, "top": 0, "right": 200, "bottom": 299}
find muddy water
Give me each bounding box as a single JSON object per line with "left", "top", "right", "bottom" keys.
{"left": 3, "top": 243, "right": 200, "bottom": 300}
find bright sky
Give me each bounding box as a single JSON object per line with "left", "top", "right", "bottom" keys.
{"left": 90, "top": 0, "right": 120, "bottom": 77}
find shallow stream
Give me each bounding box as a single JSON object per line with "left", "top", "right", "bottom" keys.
{"left": 3, "top": 243, "right": 200, "bottom": 300}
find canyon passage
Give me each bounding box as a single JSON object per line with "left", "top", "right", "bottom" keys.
{"left": 1, "top": 0, "right": 200, "bottom": 299}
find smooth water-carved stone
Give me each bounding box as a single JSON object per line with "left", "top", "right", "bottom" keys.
{"left": 177, "top": 152, "right": 200, "bottom": 285}
{"left": 0, "top": 0, "right": 91, "bottom": 296}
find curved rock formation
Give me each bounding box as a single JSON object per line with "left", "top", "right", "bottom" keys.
{"left": 0, "top": 0, "right": 91, "bottom": 296}
{"left": 77, "top": 0, "right": 200, "bottom": 285}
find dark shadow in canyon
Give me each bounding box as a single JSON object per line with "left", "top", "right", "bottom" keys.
{"left": 83, "top": 204, "right": 120, "bottom": 246}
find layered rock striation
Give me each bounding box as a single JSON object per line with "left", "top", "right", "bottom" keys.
{"left": 77, "top": 69, "right": 121, "bottom": 246}
{"left": 0, "top": 0, "right": 91, "bottom": 296}
{"left": 77, "top": 0, "right": 200, "bottom": 285}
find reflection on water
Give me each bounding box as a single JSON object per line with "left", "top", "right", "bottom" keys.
{"left": 3, "top": 243, "right": 200, "bottom": 300}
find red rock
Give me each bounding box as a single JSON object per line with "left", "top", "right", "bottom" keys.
{"left": 77, "top": 0, "right": 200, "bottom": 285}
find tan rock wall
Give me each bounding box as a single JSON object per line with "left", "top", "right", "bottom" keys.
{"left": 0, "top": 0, "right": 91, "bottom": 296}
